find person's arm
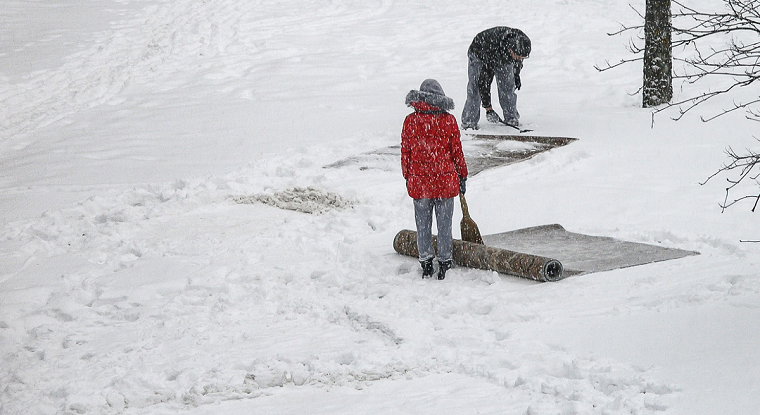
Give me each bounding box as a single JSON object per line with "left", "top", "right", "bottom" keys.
{"left": 448, "top": 118, "right": 468, "bottom": 179}
{"left": 400, "top": 117, "right": 413, "bottom": 180}
{"left": 514, "top": 60, "right": 523, "bottom": 90}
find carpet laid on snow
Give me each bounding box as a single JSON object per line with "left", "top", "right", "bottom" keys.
{"left": 483, "top": 224, "right": 699, "bottom": 276}
{"left": 464, "top": 134, "right": 577, "bottom": 176}
{"left": 324, "top": 134, "right": 577, "bottom": 176}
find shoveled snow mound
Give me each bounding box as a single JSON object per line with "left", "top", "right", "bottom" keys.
{"left": 232, "top": 187, "right": 356, "bottom": 214}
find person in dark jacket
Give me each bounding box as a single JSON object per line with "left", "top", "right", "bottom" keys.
{"left": 402, "top": 79, "right": 469, "bottom": 280}
{"left": 461, "top": 27, "right": 531, "bottom": 130}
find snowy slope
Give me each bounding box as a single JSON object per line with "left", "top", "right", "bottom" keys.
{"left": 1, "top": 0, "right": 758, "bottom": 414}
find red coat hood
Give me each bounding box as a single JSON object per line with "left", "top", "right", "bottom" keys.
{"left": 409, "top": 101, "right": 443, "bottom": 113}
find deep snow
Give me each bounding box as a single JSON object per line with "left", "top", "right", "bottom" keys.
{"left": 1, "top": 0, "right": 758, "bottom": 414}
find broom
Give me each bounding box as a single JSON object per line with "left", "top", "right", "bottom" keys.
{"left": 459, "top": 193, "right": 484, "bottom": 244}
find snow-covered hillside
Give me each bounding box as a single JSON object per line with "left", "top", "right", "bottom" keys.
{"left": 1, "top": 0, "right": 758, "bottom": 414}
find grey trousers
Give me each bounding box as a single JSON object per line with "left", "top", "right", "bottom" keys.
{"left": 413, "top": 197, "right": 455, "bottom": 262}
{"left": 462, "top": 52, "right": 519, "bottom": 127}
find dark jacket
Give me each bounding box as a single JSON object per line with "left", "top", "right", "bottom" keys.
{"left": 402, "top": 80, "right": 468, "bottom": 199}
{"left": 468, "top": 27, "right": 531, "bottom": 108}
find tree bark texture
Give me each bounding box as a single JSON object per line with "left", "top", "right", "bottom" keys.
{"left": 643, "top": 0, "right": 673, "bottom": 107}
{"left": 393, "top": 229, "right": 564, "bottom": 282}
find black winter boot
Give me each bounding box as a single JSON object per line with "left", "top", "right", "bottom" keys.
{"left": 437, "top": 260, "right": 453, "bottom": 280}
{"left": 420, "top": 258, "right": 434, "bottom": 278}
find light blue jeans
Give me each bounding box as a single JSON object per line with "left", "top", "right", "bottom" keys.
{"left": 462, "top": 52, "right": 519, "bottom": 127}
{"left": 413, "top": 197, "right": 454, "bottom": 262}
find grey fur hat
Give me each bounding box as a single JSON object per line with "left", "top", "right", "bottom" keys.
{"left": 405, "top": 79, "right": 455, "bottom": 111}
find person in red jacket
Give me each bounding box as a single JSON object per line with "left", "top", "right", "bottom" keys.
{"left": 401, "top": 79, "right": 469, "bottom": 280}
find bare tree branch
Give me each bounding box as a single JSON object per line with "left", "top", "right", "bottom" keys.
{"left": 594, "top": 56, "right": 644, "bottom": 72}
{"left": 701, "top": 139, "right": 760, "bottom": 212}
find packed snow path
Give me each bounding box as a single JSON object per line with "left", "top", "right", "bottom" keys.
{"left": 2, "top": 0, "right": 759, "bottom": 414}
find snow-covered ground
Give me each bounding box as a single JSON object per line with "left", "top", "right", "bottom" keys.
{"left": 1, "top": 0, "right": 758, "bottom": 414}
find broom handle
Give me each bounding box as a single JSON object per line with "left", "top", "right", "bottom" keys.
{"left": 459, "top": 194, "right": 471, "bottom": 218}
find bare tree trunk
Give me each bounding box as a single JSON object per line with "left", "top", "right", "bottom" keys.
{"left": 643, "top": 0, "right": 672, "bottom": 107}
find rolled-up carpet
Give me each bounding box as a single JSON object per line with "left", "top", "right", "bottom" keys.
{"left": 393, "top": 229, "right": 564, "bottom": 282}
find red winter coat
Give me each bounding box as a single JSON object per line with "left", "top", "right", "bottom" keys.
{"left": 401, "top": 101, "right": 468, "bottom": 199}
